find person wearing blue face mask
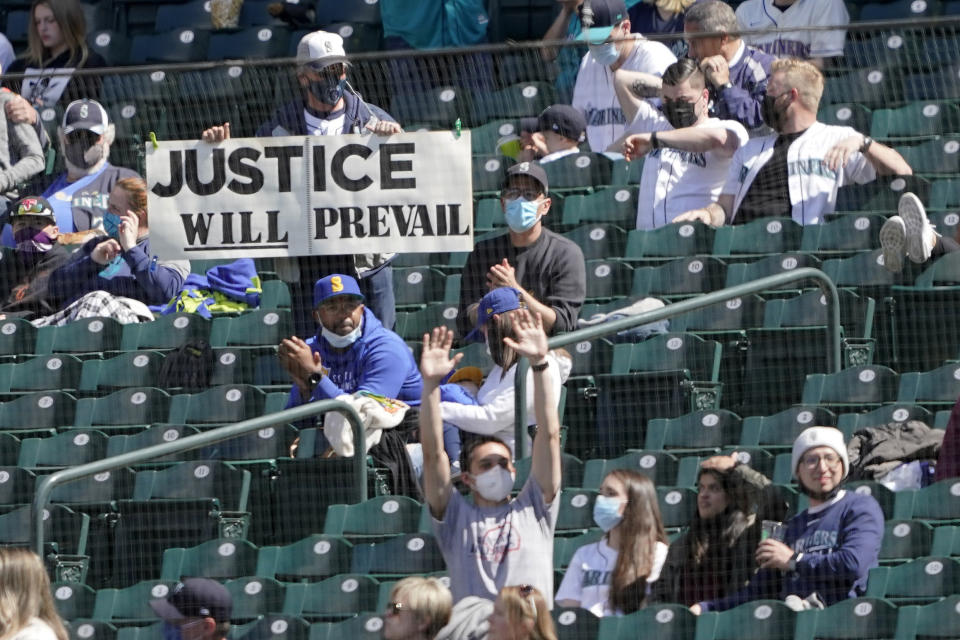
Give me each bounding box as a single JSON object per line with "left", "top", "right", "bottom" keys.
{"left": 149, "top": 578, "right": 231, "bottom": 640}
{"left": 457, "top": 162, "right": 585, "bottom": 339}
{"left": 555, "top": 469, "right": 669, "bottom": 616}
{"left": 571, "top": 0, "right": 677, "bottom": 153}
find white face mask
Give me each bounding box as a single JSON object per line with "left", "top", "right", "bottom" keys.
{"left": 472, "top": 466, "right": 515, "bottom": 502}
{"left": 321, "top": 320, "right": 363, "bottom": 348}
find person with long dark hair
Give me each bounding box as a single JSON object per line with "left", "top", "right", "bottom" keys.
{"left": 555, "top": 469, "right": 669, "bottom": 616}
{"left": 652, "top": 453, "right": 784, "bottom": 605}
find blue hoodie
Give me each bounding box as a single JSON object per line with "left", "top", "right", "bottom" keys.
{"left": 285, "top": 307, "right": 422, "bottom": 407}
{"left": 700, "top": 490, "right": 884, "bottom": 612}
{"left": 256, "top": 90, "right": 397, "bottom": 138}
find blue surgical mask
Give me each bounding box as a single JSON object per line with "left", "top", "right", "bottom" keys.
{"left": 321, "top": 321, "right": 363, "bottom": 348}
{"left": 593, "top": 495, "right": 625, "bottom": 532}
{"left": 503, "top": 197, "right": 542, "bottom": 233}
{"left": 590, "top": 42, "right": 620, "bottom": 67}
{"left": 103, "top": 211, "right": 121, "bottom": 238}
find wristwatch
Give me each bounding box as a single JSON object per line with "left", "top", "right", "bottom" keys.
{"left": 860, "top": 136, "right": 874, "bottom": 154}
{"left": 307, "top": 372, "right": 323, "bottom": 391}
{"left": 788, "top": 551, "right": 803, "bottom": 572}
{"left": 719, "top": 81, "right": 733, "bottom": 91}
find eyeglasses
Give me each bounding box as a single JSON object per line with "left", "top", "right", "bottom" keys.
{"left": 385, "top": 601, "right": 404, "bottom": 616}
{"left": 501, "top": 188, "right": 543, "bottom": 201}
{"left": 800, "top": 453, "right": 842, "bottom": 469}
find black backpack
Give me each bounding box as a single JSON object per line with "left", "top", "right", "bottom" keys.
{"left": 158, "top": 339, "right": 214, "bottom": 391}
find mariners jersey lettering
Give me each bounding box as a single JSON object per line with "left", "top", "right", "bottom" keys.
{"left": 572, "top": 35, "right": 677, "bottom": 153}
{"left": 735, "top": 0, "right": 849, "bottom": 59}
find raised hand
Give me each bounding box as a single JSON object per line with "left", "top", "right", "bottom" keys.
{"left": 502, "top": 309, "right": 548, "bottom": 363}
{"left": 420, "top": 327, "right": 463, "bottom": 385}
{"left": 201, "top": 122, "right": 231, "bottom": 143}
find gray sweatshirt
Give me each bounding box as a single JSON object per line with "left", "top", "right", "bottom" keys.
{"left": 0, "top": 90, "right": 44, "bottom": 198}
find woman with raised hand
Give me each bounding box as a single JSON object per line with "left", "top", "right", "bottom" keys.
{"left": 486, "top": 585, "right": 558, "bottom": 640}
{"left": 555, "top": 469, "right": 669, "bottom": 616}
{"left": 0, "top": 548, "right": 68, "bottom": 640}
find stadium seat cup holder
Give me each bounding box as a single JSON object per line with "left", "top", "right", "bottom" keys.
{"left": 47, "top": 554, "right": 89, "bottom": 584}
{"left": 218, "top": 511, "right": 251, "bottom": 539}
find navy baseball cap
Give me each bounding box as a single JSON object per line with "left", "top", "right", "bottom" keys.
{"left": 503, "top": 162, "right": 549, "bottom": 195}
{"left": 10, "top": 196, "right": 56, "bottom": 223}
{"left": 150, "top": 578, "right": 232, "bottom": 624}
{"left": 538, "top": 105, "right": 587, "bottom": 142}
{"left": 62, "top": 99, "right": 109, "bottom": 135}
{"left": 313, "top": 274, "right": 364, "bottom": 308}
{"left": 578, "top": 0, "right": 629, "bottom": 45}
{"left": 464, "top": 287, "right": 525, "bottom": 343}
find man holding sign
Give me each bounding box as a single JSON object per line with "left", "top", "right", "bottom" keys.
{"left": 201, "top": 30, "right": 402, "bottom": 332}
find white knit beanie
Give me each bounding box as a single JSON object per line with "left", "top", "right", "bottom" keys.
{"left": 791, "top": 426, "right": 849, "bottom": 481}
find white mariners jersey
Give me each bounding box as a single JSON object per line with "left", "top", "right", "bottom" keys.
{"left": 625, "top": 104, "right": 748, "bottom": 229}
{"left": 723, "top": 121, "right": 876, "bottom": 225}
{"left": 572, "top": 35, "right": 677, "bottom": 153}
{"left": 736, "top": 0, "right": 849, "bottom": 59}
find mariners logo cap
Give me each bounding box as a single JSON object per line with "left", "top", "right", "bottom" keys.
{"left": 313, "top": 274, "right": 364, "bottom": 308}
{"left": 149, "top": 578, "right": 232, "bottom": 624}
{"left": 297, "top": 30, "right": 350, "bottom": 70}
{"left": 538, "top": 105, "right": 587, "bottom": 143}
{"left": 503, "top": 162, "right": 549, "bottom": 195}
{"left": 577, "top": 0, "right": 629, "bottom": 45}
{"left": 62, "top": 99, "right": 109, "bottom": 135}
{"left": 464, "top": 287, "right": 525, "bottom": 343}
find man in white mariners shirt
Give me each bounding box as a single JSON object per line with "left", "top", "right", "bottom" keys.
{"left": 571, "top": 0, "right": 676, "bottom": 153}
{"left": 674, "top": 58, "right": 911, "bottom": 227}
{"left": 735, "top": 0, "right": 849, "bottom": 67}
{"left": 610, "top": 58, "right": 748, "bottom": 229}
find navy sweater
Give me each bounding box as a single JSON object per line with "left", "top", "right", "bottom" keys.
{"left": 285, "top": 307, "right": 422, "bottom": 407}
{"left": 700, "top": 490, "right": 884, "bottom": 611}
{"left": 711, "top": 43, "right": 776, "bottom": 131}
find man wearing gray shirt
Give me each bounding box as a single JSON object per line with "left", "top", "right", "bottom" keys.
{"left": 419, "top": 311, "right": 562, "bottom": 606}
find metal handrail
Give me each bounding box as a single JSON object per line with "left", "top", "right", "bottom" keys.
{"left": 33, "top": 398, "right": 366, "bottom": 555}
{"left": 514, "top": 268, "right": 842, "bottom": 458}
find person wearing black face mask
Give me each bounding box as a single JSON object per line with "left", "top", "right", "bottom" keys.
{"left": 200, "top": 30, "right": 401, "bottom": 338}
{"left": 608, "top": 58, "right": 748, "bottom": 230}
{"left": 673, "top": 58, "right": 913, "bottom": 228}
{"left": 0, "top": 195, "right": 70, "bottom": 320}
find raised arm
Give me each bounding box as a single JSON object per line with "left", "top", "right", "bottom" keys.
{"left": 419, "top": 327, "right": 463, "bottom": 518}
{"left": 504, "top": 310, "right": 560, "bottom": 503}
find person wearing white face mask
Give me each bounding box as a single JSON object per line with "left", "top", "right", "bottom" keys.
{"left": 420, "top": 311, "right": 562, "bottom": 606}
{"left": 457, "top": 162, "right": 585, "bottom": 340}
{"left": 571, "top": 0, "right": 676, "bottom": 153}
{"left": 555, "top": 469, "right": 669, "bottom": 617}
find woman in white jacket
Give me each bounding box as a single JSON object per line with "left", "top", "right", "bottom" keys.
{"left": 0, "top": 548, "right": 68, "bottom": 640}
{"left": 440, "top": 287, "right": 571, "bottom": 457}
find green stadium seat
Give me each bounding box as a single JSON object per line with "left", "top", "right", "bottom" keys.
{"left": 469, "top": 120, "right": 521, "bottom": 156}
{"left": 724, "top": 254, "right": 822, "bottom": 288}
{"left": 583, "top": 260, "right": 633, "bottom": 301}
{"left": 129, "top": 28, "right": 210, "bottom": 64}
{"left": 879, "top": 519, "right": 934, "bottom": 564}
{"left": 0, "top": 354, "right": 82, "bottom": 394}
{"left": 392, "top": 267, "right": 447, "bottom": 308}
{"left": 668, "top": 294, "right": 766, "bottom": 332}
{"left": 390, "top": 86, "right": 465, "bottom": 128}
{"left": 566, "top": 337, "right": 615, "bottom": 377}
{"left": 86, "top": 30, "right": 132, "bottom": 65}
{"left": 842, "top": 482, "right": 898, "bottom": 521}
{"left": 765, "top": 288, "right": 876, "bottom": 339}
{"left": 871, "top": 102, "right": 960, "bottom": 140}
{"left": 160, "top": 538, "right": 260, "bottom": 582}
{"left": 18, "top": 430, "right": 108, "bottom": 470}
{"left": 912, "top": 250, "right": 960, "bottom": 287}
{"left": 657, "top": 486, "right": 697, "bottom": 529}
{"left": 256, "top": 534, "right": 354, "bottom": 582}
{"left": 513, "top": 453, "right": 585, "bottom": 491}
{"left": 900, "top": 479, "right": 960, "bottom": 523}
{"left": 322, "top": 495, "right": 423, "bottom": 542}
{"left": 801, "top": 365, "right": 900, "bottom": 410}
{"left": 866, "top": 556, "right": 960, "bottom": 603}
{"left": 631, "top": 257, "right": 727, "bottom": 298}
{"left": 740, "top": 406, "right": 838, "bottom": 451}
{"left": 224, "top": 577, "right": 287, "bottom": 623}
{"left": 471, "top": 155, "right": 509, "bottom": 193}
{"left": 822, "top": 250, "right": 899, "bottom": 287}
{"left": 555, "top": 529, "right": 604, "bottom": 571}
{"left": 68, "top": 620, "right": 117, "bottom": 640}
{"left": 308, "top": 614, "right": 388, "bottom": 640}
{"left": 859, "top": 0, "right": 941, "bottom": 20}
{"left": 207, "top": 26, "right": 291, "bottom": 59}
{"left": 121, "top": 315, "right": 212, "bottom": 352}
{"left": 712, "top": 218, "right": 803, "bottom": 256}
{"left": 209, "top": 310, "right": 293, "bottom": 348}
{"left": 896, "top": 594, "right": 960, "bottom": 639}
{"left": 897, "top": 138, "right": 960, "bottom": 175}
{"left": 207, "top": 348, "right": 258, "bottom": 387}
{"left": 562, "top": 224, "right": 628, "bottom": 261}
{"left": 801, "top": 597, "right": 898, "bottom": 640}
{"left": 232, "top": 616, "right": 309, "bottom": 640}
{"left": 154, "top": 0, "right": 211, "bottom": 30}
{"left": 819, "top": 103, "right": 872, "bottom": 135}
{"left": 645, "top": 410, "right": 742, "bottom": 454}
{"left": 835, "top": 175, "right": 931, "bottom": 214}
{"left": 556, "top": 489, "right": 598, "bottom": 536}
{"left": 541, "top": 153, "right": 613, "bottom": 192}
{"left": 166, "top": 385, "right": 266, "bottom": 425}
{"left": 836, "top": 403, "right": 932, "bottom": 435}
{"left": 350, "top": 533, "right": 444, "bottom": 578}
{"left": 268, "top": 457, "right": 363, "bottom": 545}
{"left": 931, "top": 525, "right": 960, "bottom": 556}
{"left": 0, "top": 503, "right": 90, "bottom": 559}
{"left": 78, "top": 351, "right": 166, "bottom": 393}
{"left": 623, "top": 222, "right": 716, "bottom": 262}
{"left": 605, "top": 604, "right": 697, "bottom": 640}
{"left": 46, "top": 467, "right": 136, "bottom": 508}
{"left": 73, "top": 387, "right": 172, "bottom": 432}
{"left": 581, "top": 451, "right": 681, "bottom": 489}
{"left": 197, "top": 423, "right": 298, "bottom": 462}
{"left": 0, "top": 391, "right": 77, "bottom": 433}
{"left": 821, "top": 66, "right": 902, "bottom": 108}
{"left": 0, "top": 318, "right": 38, "bottom": 360}
{"left": 930, "top": 181, "right": 960, "bottom": 209}
{"left": 551, "top": 607, "right": 599, "bottom": 639}
{"left": 474, "top": 198, "right": 506, "bottom": 233}
{"left": 842, "top": 32, "right": 916, "bottom": 68}
{"left": 699, "top": 600, "right": 798, "bottom": 640}
{"left": 0, "top": 465, "right": 35, "bottom": 506}
{"left": 562, "top": 187, "right": 637, "bottom": 227}
{"left": 394, "top": 303, "right": 459, "bottom": 341}
{"left": 470, "top": 82, "right": 557, "bottom": 122}
{"left": 105, "top": 425, "right": 199, "bottom": 461}
{"left": 799, "top": 215, "right": 886, "bottom": 255}
{"left": 37, "top": 318, "right": 123, "bottom": 357}
{"left": 283, "top": 575, "right": 379, "bottom": 621}
{"left": 261, "top": 280, "right": 292, "bottom": 309}
{"left": 611, "top": 333, "right": 723, "bottom": 380}
{"left": 53, "top": 582, "right": 97, "bottom": 621}
{"left": 897, "top": 362, "right": 960, "bottom": 407}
